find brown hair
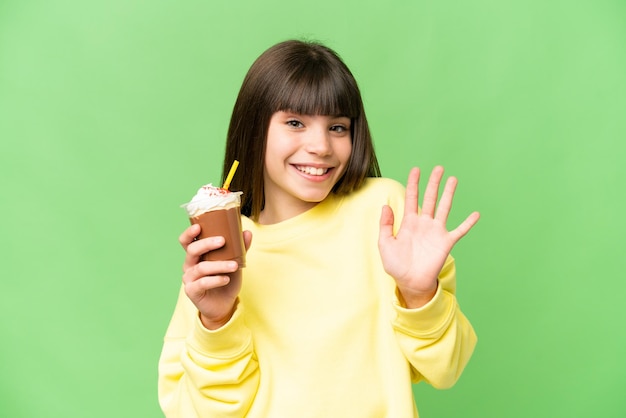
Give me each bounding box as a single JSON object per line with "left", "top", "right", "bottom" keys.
{"left": 222, "top": 40, "right": 380, "bottom": 220}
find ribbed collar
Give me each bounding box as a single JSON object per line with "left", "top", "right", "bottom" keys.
{"left": 242, "top": 193, "right": 344, "bottom": 246}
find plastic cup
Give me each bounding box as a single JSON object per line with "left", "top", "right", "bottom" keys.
{"left": 184, "top": 191, "right": 246, "bottom": 268}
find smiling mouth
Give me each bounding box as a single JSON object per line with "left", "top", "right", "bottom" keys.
{"left": 294, "top": 165, "right": 330, "bottom": 176}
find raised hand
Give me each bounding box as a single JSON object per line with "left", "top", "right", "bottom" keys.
{"left": 179, "top": 224, "right": 252, "bottom": 329}
{"left": 378, "top": 166, "right": 480, "bottom": 308}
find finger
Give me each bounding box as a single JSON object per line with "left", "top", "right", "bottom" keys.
{"left": 185, "top": 275, "right": 231, "bottom": 299}
{"left": 183, "top": 260, "right": 239, "bottom": 285}
{"left": 378, "top": 205, "right": 395, "bottom": 244}
{"left": 421, "top": 166, "right": 444, "bottom": 217}
{"left": 182, "top": 236, "right": 225, "bottom": 271}
{"left": 449, "top": 211, "right": 480, "bottom": 243}
{"left": 434, "top": 176, "right": 458, "bottom": 223}
{"left": 404, "top": 167, "right": 420, "bottom": 214}
{"left": 179, "top": 224, "right": 201, "bottom": 250}
{"left": 187, "top": 236, "right": 226, "bottom": 258}
{"left": 243, "top": 230, "right": 253, "bottom": 251}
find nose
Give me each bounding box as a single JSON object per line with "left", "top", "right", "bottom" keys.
{"left": 304, "top": 127, "right": 332, "bottom": 156}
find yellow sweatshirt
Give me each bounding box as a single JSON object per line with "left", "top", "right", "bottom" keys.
{"left": 158, "top": 178, "right": 477, "bottom": 417}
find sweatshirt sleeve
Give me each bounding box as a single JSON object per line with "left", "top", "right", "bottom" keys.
{"left": 391, "top": 255, "right": 478, "bottom": 389}
{"left": 158, "top": 286, "right": 260, "bottom": 418}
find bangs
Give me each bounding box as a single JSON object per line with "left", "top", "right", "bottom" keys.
{"left": 270, "top": 64, "right": 361, "bottom": 118}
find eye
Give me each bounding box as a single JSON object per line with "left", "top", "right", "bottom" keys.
{"left": 330, "top": 124, "right": 350, "bottom": 134}
{"left": 286, "top": 119, "right": 304, "bottom": 128}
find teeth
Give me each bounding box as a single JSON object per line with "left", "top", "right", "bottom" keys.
{"left": 296, "top": 165, "right": 329, "bottom": 176}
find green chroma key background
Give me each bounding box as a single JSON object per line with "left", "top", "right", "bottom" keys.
{"left": 1, "top": 0, "right": 624, "bottom": 416}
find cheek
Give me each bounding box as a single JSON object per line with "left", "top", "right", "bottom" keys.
{"left": 265, "top": 133, "right": 294, "bottom": 158}
{"left": 339, "top": 139, "right": 353, "bottom": 164}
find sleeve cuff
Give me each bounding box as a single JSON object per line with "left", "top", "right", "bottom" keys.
{"left": 188, "top": 306, "right": 252, "bottom": 358}
{"left": 392, "top": 284, "right": 457, "bottom": 338}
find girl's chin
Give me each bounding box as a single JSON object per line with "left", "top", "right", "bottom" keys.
{"left": 293, "top": 187, "right": 333, "bottom": 204}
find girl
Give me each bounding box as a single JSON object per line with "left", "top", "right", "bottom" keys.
{"left": 159, "top": 40, "right": 480, "bottom": 418}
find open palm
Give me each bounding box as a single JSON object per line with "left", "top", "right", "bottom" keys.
{"left": 378, "top": 166, "right": 480, "bottom": 307}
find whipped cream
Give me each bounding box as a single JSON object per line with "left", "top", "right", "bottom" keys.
{"left": 181, "top": 184, "right": 242, "bottom": 217}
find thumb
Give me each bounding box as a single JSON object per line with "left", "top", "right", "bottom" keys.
{"left": 243, "top": 230, "right": 253, "bottom": 251}
{"left": 379, "top": 205, "right": 395, "bottom": 243}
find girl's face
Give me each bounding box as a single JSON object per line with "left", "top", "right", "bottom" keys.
{"left": 260, "top": 111, "right": 352, "bottom": 224}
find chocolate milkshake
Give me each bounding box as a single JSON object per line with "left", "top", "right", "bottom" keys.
{"left": 181, "top": 184, "right": 246, "bottom": 267}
